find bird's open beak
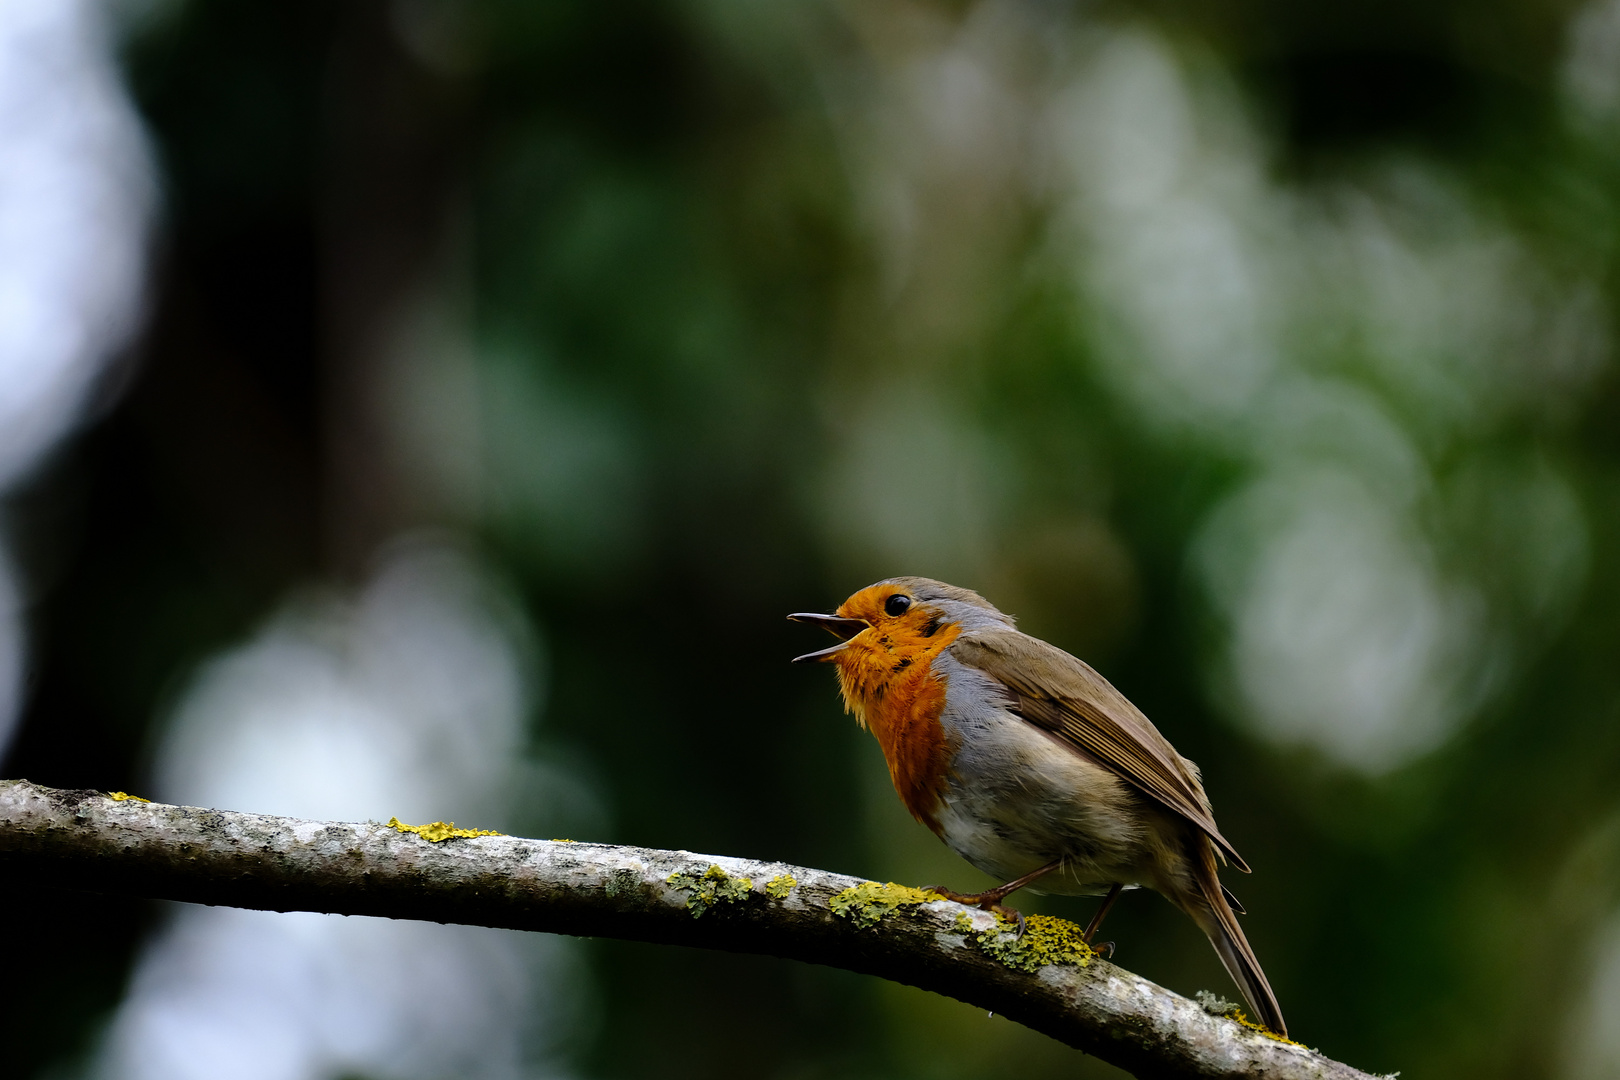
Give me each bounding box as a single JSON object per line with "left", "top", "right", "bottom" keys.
{"left": 787, "top": 612, "right": 869, "bottom": 663}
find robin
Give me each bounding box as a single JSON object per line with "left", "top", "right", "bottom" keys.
{"left": 790, "top": 576, "right": 1286, "bottom": 1036}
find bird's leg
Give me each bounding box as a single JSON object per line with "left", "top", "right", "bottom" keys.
{"left": 1081, "top": 883, "right": 1124, "bottom": 958}
{"left": 927, "top": 859, "right": 1064, "bottom": 933}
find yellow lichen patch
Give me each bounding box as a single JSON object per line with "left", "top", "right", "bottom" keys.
{"left": 828, "top": 882, "right": 942, "bottom": 929}
{"left": 108, "top": 791, "right": 150, "bottom": 803}
{"left": 765, "top": 874, "right": 796, "bottom": 900}
{"left": 1231, "top": 1010, "right": 1304, "bottom": 1046}
{"left": 386, "top": 817, "right": 503, "bottom": 843}
{"left": 1196, "top": 991, "right": 1303, "bottom": 1046}
{"left": 973, "top": 914, "right": 1094, "bottom": 973}
{"left": 666, "top": 864, "right": 753, "bottom": 917}
{"left": 952, "top": 911, "right": 976, "bottom": 934}
{"left": 551, "top": 838, "right": 576, "bottom": 843}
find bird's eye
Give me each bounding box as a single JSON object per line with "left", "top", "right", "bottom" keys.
{"left": 884, "top": 594, "right": 911, "bottom": 617}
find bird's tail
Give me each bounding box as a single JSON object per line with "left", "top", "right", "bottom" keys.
{"left": 1185, "top": 836, "right": 1287, "bottom": 1038}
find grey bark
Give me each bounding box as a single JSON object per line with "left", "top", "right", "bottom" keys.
{"left": 0, "top": 779, "right": 1379, "bottom": 1080}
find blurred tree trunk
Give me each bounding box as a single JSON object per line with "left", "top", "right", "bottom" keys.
{"left": 321, "top": 1, "right": 469, "bottom": 572}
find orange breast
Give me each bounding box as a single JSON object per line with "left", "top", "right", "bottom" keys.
{"left": 834, "top": 622, "right": 962, "bottom": 834}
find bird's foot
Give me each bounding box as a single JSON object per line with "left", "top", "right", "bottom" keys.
{"left": 922, "top": 884, "right": 1005, "bottom": 906}
{"left": 923, "top": 860, "right": 1061, "bottom": 937}
{"left": 1080, "top": 882, "right": 1124, "bottom": 957}
{"left": 924, "top": 885, "right": 1028, "bottom": 935}
{"left": 1088, "top": 940, "right": 1115, "bottom": 960}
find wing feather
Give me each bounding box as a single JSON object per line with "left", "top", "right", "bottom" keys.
{"left": 951, "top": 630, "right": 1250, "bottom": 873}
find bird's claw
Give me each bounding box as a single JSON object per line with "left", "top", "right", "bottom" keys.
{"left": 924, "top": 886, "right": 1026, "bottom": 935}
{"left": 988, "top": 903, "right": 1027, "bottom": 936}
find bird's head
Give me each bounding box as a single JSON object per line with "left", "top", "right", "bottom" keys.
{"left": 788, "top": 576, "right": 1012, "bottom": 664}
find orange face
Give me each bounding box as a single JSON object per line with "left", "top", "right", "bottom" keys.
{"left": 830, "top": 583, "right": 956, "bottom": 707}
{"left": 825, "top": 582, "right": 962, "bottom": 834}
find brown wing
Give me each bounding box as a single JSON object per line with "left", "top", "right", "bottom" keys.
{"left": 951, "top": 629, "right": 1250, "bottom": 873}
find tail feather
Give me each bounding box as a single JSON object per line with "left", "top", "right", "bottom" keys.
{"left": 1188, "top": 837, "right": 1286, "bottom": 1037}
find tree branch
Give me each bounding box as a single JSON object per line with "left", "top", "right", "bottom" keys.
{"left": 1, "top": 779, "right": 1377, "bottom": 1080}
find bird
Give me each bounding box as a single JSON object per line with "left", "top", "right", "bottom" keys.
{"left": 789, "top": 575, "right": 1286, "bottom": 1036}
